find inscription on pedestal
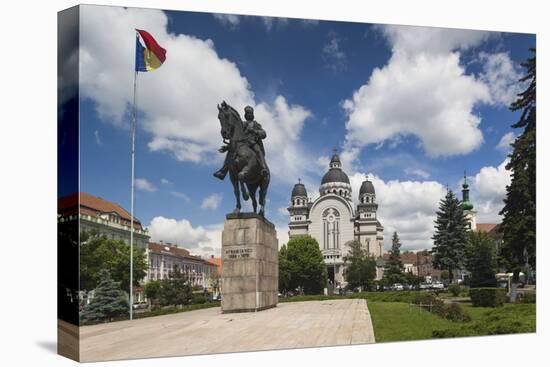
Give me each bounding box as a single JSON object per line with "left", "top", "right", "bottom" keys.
{"left": 224, "top": 246, "right": 255, "bottom": 259}
{"left": 221, "top": 213, "right": 278, "bottom": 313}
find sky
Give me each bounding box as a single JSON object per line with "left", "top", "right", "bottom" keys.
{"left": 71, "top": 5, "right": 535, "bottom": 256}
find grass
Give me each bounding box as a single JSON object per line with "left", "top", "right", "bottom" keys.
{"left": 369, "top": 302, "right": 459, "bottom": 342}
{"left": 279, "top": 291, "right": 419, "bottom": 303}
{"left": 368, "top": 301, "right": 536, "bottom": 342}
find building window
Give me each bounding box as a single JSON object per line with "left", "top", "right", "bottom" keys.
{"left": 322, "top": 208, "right": 341, "bottom": 250}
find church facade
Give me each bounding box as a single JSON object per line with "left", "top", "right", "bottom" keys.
{"left": 287, "top": 152, "right": 384, "bottom": 287}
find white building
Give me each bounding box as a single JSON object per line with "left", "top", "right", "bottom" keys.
{"left": 288, "top": 151, "right": 384, "bottom": 287}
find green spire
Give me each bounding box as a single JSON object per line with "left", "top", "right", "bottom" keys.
{"left": 462, "top": 171, "right": 474, "bottom": 211}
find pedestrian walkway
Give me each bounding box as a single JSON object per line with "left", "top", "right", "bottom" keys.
{"left": 78, "top": 298, "right": 375, "bottom": 362}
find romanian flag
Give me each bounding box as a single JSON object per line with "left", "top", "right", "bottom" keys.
{"left": 135, "top": 29, "right": 167, "bottom": 72}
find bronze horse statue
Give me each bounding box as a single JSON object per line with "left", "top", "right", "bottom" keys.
{"left": 217, "top": 101, "right": 270, "bottom": 216}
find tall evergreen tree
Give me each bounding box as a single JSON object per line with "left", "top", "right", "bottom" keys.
{"left": 81, "top": 269, "right": 129, "bottom": 323}
{"left": 343, "top": 240, "right": 377, "bottom": 290}
{"left": 383, "top": 232, "right": 405, "bottom": 284}
{"left": 499, "top": 48, "right": 536, "bottom": 281}
{"left": 431, "top": 190, "right": 468, "bottom": 283}
{"left": 465, "top": 231, "right": 497, "bottom": 288}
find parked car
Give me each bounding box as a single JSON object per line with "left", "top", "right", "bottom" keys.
{"left": 431, "top": 281, "right": 445, "bottom": 290}
{"left": 392, "top": 283, "right": 404, "bottom": 291}
{"left": 419, "top": 283, "right": 431, "bottom": 290}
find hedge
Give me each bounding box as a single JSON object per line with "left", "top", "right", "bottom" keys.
{"left": 469, "top": 288, "right": 507, "bottom": 307}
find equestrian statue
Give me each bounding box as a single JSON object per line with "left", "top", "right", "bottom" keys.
{"left": 214, "top": 101, "right": 270, "bottom": 216}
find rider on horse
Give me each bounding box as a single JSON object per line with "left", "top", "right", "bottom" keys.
{"left": 214, "top": 105, "right": 268, "bottom": 180}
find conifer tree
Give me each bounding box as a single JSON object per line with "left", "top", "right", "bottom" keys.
{"left": 465, "top": 231, "right": 497, "bottom": 288}
{"left": 431, "top": 190, "right": 468, "bottom": 283}
{"left": 499, "top": 48, "right": 536, "bottom": 281}
{"left": 81, "top": 269, "right": 129, "bottom": 323}
{"left": 343, "top": 240, "right": 376, "bottom": 290}
{"left": 382, "top": 232, "right": 405, "bottom": 284}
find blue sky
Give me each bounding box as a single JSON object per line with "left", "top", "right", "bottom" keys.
{"left": 73, "top": 5, "right": 535, "bottom": 255}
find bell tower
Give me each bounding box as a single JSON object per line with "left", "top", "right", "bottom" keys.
{"left": 462, "top": 172, "right": 477, "bottom": 231}
{"left": 288, "top": 178, "right": 310, "bottom": 238}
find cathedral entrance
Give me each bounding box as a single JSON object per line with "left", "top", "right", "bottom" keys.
{"left": 327, "top": 265, "right": 336, "bottom": 294}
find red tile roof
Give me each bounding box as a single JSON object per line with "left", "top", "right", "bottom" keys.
{"left": 147, "top": 242, "right": 216, "bottom": 266}
{"left": 58, "top": 192, "right": 143, "bottom": 230}
{"left": 476, "top": 223, "right": 498, "bottom": 233}
{"left": 206, "top": 257, "right": 222, "bottom": 267}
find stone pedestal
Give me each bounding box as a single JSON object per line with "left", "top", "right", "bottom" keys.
{"left": 221, "top": 213, "right": 278, "bottom": 313}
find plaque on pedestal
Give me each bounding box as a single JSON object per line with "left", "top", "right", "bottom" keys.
{"left": 221, "top": 213, "right": 279, "bottom": 313}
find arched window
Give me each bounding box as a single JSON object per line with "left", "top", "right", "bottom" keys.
{"left": 322, "top": 208, "right": 341, "bottom": 250}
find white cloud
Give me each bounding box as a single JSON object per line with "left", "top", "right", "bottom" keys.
{"left": 171, "top": 191, "right": 190, "bottom": 202}
{"left": 478, "top": 52, "right": 523, "bottom": 106}
{"left": 343, "top": 25, "right": 494, "bottom": 158}
{"left": 212, "top": 13, "right": 241, "bottom": 27}
{"left": 404, "top": 168, "right": 430, "bottom": 179}
{"left": 380, "top": 25, "right": 491, "bottom": 55}
{"left": 201, "top": 193, "right": 223, "bottom": 210}
{"left": 496, "top": 131, "right": 516, "bottom": 151}
{"left": 349, "top": 172, "right": 446, "bottom": 251}
{"left": 260, "top": 16, "right": 289, "bottom": 31}
{"left": 322, "top": 32, "right": 346, "bottom": 71}
{"left": 160, "top": 178, "right": 171, "bottom": 184}
{"left": 470, "top": 159, "right": 511, "bottom": 222}
{"left": 147, "top": 216, "right": 222, "bottom": 256}
{"left": 135, "top": 178, "right": 156, "bottom": 192}
{"left": 80, "top": 6, "right": 315, "bottom": 186}
{"left": 94, "top": 130, "right": 102, "bottom": 145}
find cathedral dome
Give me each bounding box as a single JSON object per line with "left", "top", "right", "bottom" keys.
{"left": 321, "top": 169, "right": 350, "bottom": 184}
{"left": 360, "top": 180, "right": 375, "bottom": 195}
{"left": 291, "top": 182, "right": 308, "bottom": 197}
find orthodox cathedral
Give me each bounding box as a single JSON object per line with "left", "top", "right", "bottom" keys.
{"left": 287, "top": 151, "right": 384, "bottom": 286}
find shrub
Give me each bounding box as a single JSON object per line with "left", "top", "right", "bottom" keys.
{"left": 448, "top": 283, "right": 461, "bottom": 297}
{"left": 413, "top": 292, "right": 470, "bottom": 322}
{"left": 469, "top": 288, "right": 507, "bottom": 307}
{"left": 192, "top": 293, "right": 207, "bottom": 304}
{"left": 516, "top": 292, "right": 536, "bottom": 304}
{"left": 444, "top": 303, "right": 472, "bottom": 322}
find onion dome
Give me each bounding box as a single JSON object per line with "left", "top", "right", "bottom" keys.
{"left": 360, "top": 179, "right": 375, "bottom": 195}
{"left": 321, "top": 169, "right": 350, "bottom": 185}
{"left": 321, "top": 150, "right": 350, "bottom": 184}
{"left": 291, "top": 181, "right": 308, "bottom": 197}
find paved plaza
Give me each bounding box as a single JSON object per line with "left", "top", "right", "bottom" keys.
{"left": 78, "top": 299, "right": 375, "bottom": 362}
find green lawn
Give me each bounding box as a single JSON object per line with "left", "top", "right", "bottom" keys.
{"left": 368, "top": 301, "right": 536, "bottom": 342}
{"left": 368, "top": 302, "right": 459, "bottom": 342}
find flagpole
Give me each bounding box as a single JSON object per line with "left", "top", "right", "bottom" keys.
{"left": 130, "top": 34, "right": 139, "bottom": 321}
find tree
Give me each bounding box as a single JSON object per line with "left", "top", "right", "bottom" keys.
{"left": 81, "top": 269, "right": 129, "bottom": 322}
{"left": 465, "top": 231, "right": 497, "bottom": 288}
{"left": 431, "top": 190, "right": 469, "bottom": 283}
{"left": 343, "top": 240, "right": 376, "bottom": 290}
{"left": 80, "top": 233, "right": 147, "bottom": 293}
{"left": 383, "top": 232, "right": 405, "bottom": 284}
{"left": 278, "top": 244, "right": 293, "bottom": 295}
{"left": 499, "top": 48, "right": 536, "bottom": 282}
{"left": 159, "top": 265, "right": 193, "bottom": 306}
{"left": 280, "top": 235, "right": 327, "bottom": 295}
{"left": 144, "top": 280, "right": 162, "bottom": 306}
